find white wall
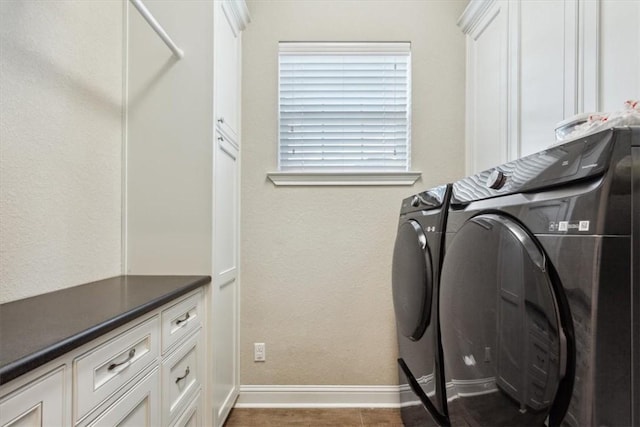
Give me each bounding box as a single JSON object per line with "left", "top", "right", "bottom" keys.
{"left": 125, "top": 0, "right": 213, "bottom": 274}
{"left": 0, "top": 1, "right": 123, "bottom": 303}
{"left": 241, "top": 0, "right": 467, "bottom": 386}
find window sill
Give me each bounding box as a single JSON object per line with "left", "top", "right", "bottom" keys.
{"left": 266, "top": 171, "right": 422, "bottom": 186}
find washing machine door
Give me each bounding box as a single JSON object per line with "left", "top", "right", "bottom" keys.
{"left": 440, "top": 214, "right": 572, "bottom": 426}
{"left": 392, "top": 219, "right": 434, "bottom": 341}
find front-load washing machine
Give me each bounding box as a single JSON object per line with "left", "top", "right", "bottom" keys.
{"left": 439, "top": 127, "right": 639, "bottom": 426}
{"left": 392, "top": 185, "right": 452, "bottom": 426}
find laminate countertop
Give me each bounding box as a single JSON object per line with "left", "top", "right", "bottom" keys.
{"left": 0, "top": 275, "right": 211, "bottom": 385}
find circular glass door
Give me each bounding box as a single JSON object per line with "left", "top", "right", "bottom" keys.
{"left": 440, "top": 214, "right": 570, "bottom": 426}
{"left": 392, "top": 219, "right": 433, "bottom": 341}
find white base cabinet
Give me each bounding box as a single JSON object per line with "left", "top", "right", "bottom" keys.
{"left": 0, "top": 288, "right": 205, "bottom": 427}
{"left": 0, "top": 368, "right": 65, "bottom": 427}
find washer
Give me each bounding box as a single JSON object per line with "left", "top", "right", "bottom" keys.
{"left": 392, "top": 185, "right": 452, "bottom": 426}
{"left": 439, "top": 127, "right": 639, "bottom": 426}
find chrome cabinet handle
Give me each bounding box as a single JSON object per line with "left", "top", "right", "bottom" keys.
{"left": 217, "top": 117, "right": 225, "bottom": 124}
{"left": 175, "top": 366, "right": 190, "bottom": 383}
{"left": 108, "top": 348, "right": 136, "bottom": 371}
{"left": 175, "top": 312, "right": 190, "bottom": 325}
{"left": 217, "top": 136, "right": 224, "bottom": 142}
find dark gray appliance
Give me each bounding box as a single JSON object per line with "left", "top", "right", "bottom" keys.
{"left": 392, "top": 185, "right": 452, "bottom": 426}
{"left": 439, "top": 126, "right": 639, "bottom": 426}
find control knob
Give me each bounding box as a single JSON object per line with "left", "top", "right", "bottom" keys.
{"left": 411, "top": 196, "right": 421, "bottom": 207}
{"left": 487, "top": 169, "right": 506, "bottom": 189}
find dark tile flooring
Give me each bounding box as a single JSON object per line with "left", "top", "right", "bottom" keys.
{"left": 224, "top": 408, "right": 404, "bottom": 426}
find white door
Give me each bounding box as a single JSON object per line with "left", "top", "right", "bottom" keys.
{"left": 212, "top": 131, "right": 239, "bottom": 426}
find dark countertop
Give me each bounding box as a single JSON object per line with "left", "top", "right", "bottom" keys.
{"left": 0, "top": 275, "right": 211, "bottom": 385}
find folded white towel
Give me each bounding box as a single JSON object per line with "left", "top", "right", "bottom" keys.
{"left": 553, "top": 100, "right": 640, "bottom": 145}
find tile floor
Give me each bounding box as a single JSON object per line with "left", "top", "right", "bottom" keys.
{"left": 224, "top": 408, "right": 404, "bottom": 426}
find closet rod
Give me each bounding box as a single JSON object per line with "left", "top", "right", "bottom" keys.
{"left": 129, "top": 0, "right": 184, "bottom": 59}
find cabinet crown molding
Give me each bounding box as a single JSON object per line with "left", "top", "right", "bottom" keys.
{"left": 457, "top": 0, "right": 496, "bottom": 35}
{"left": 222, "top": 0, "right": 251, "bottom": 34}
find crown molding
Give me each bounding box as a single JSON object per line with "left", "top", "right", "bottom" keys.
{"left": 222, "top": 0, "right": 251, "bottom": 35}
{"left": 457, "top": 0, "right": 496, "bottom": 35}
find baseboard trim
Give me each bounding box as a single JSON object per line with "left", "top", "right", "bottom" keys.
{"left": 235, "top": 385, "right": 401, "bottom": 408}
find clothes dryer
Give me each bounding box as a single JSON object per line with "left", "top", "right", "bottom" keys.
{"left": 392, "top": 185, "right": 452, "bottom": 426}
{"left": 439, "top": 127, "right": 639, "bottom": 426}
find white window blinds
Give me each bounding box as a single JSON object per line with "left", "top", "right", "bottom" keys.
{"left": 278, "top": 42, "right": 411, "bottom": 172}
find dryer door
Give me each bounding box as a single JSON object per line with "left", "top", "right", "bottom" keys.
{"left": 392, "top": 219, "right": 434, "bottom": 341}
{"left": 440, "top": 214, "right": 572, "bottom": 426}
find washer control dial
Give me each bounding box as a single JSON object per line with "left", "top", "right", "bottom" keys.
{"left": 487, "top": 169, "right": 507, "bottom": 189}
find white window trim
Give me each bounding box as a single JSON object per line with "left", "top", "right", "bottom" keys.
{"left": 274, "top": 42, "right": 418, "bottom": 184}
{"left": 267, "top": 171, "right": 421, "bottom": 186}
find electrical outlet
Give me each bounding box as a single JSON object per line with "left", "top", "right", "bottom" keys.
{"left": 254, "top": 342, "right": 266, "bottom": 362}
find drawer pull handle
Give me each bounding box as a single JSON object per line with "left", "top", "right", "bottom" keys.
{"left": 108, "top": 348, "right": 136, "bottom": 371}
{"left": 176, "top": 312, "right": 191, "bottom": 325}
{"left": 175, "top": 366, "right": 190, "bottom": 383}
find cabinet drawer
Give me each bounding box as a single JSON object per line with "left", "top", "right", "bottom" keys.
{"left": 83, "top": 368, "right": 160, "bottom": 427}
{"left": 161, "top": 291, "right": 202, "bottom": 354}
{"left": 162, "top": 330, "right": 202, "bottom": 424}
{"left": 73, "top": 316, "right": 159, "bottom": 422}
{"left": 170, "top": 391, "right": 201, "bottom": 427}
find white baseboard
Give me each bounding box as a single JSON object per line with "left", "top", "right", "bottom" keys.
{"left": 235, "top": 385, "right": 402, "bottom": 408}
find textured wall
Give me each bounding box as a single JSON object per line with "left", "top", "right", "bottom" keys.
{"left": 0, "top": 1, "right": 123, "bottom": 303}
{"left": 241, "top": 0, "right": 467, "bottom": 385}
{"left": 125, "top": 0, "right": 213, "bottom": 274}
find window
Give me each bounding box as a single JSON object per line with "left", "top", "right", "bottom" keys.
{"left": 272, "top": 42, "right": 417, "bottom": 185}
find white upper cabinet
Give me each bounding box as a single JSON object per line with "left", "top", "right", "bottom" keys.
{"left": 460, "top": 0, "right": 509, "bottom": 174}
{"left": 517, "top": 0, "right": 572, "bottom": 157}
{"left": 598, "top": 0, "right": 640, "bottom": 112}
{"left": 460, "top": 0, "right": 640, "bottom": 174}
{"left": 215, "top": 0, "right": 249, "bottom": 143}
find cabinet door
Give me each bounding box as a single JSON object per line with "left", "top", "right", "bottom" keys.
{"left": 518, "top": 0, "right": 573, "bottom": 156}
{"left": 0, "top": 368, "right": 65, "bottom": 427}
{"left": 85, "top": 369, "right": 160, "bottom": 427}
{"left": 214, "top": 0, "right": 240, "bottom": 141}
{"left": 465, "top": 0, "right": 509, "bottom": 173}
{"left": 598, "top": 0, "right": 640, "bottom": 112}
{"left": 212, "top": 132, "right": 239, "bottom": 425}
